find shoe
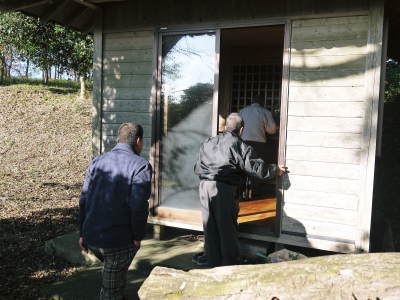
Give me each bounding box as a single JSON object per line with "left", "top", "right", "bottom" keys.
{"left": 192, "top": 252, "right": 208, "bottom": 266}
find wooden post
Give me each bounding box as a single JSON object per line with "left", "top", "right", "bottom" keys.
{"left": 376, "top": 17, "right": 388, "bottom": 157}
{"left": 91, "top": 8, "right": 103, "bottom": 157}
{"left": 357, "top": 0, "right": 385, "bottom": 252}
{"left": 276, "top": 20, "right": 292, "bottom": 237}
{"left": 212, "top": 29, "right": 220, "bottom": 137}
{"left": 153, "top": 224, "right": 165, "bottom": 240}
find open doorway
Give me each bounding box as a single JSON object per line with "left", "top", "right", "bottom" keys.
{"left": 152, "top": 25, "right": 286, "bottom": 236}
{"left": 219, "top": 25, "right": 285, "bottom": 236}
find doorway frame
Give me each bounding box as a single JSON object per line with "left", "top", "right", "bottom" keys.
{"left": 149, "top": 20, "right": 292, "bottom": 242}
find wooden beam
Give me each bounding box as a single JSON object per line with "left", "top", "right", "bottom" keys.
{"left": 73, "top": 0, "right": 98, "bottom": 9}
{"left": 65, "top": 7, "right": 90, "bottom": 27}
{"left": 81, "top": 9, "right": 97, "bottom": 33}
{"left": 41, "top": 0, "right": 69, "bottom": 21}
{"left": 8, "top": 0, "right": 52, "bottom": 11}
{"left": 90, "top": 0, "right": 126, "bottom": 2}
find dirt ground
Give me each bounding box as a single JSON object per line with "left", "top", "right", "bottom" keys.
{"left": 0, "top": 80, "right": 92, "bottom": 299}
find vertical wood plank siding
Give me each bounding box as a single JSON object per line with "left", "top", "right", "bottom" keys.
{"left": 100, "top": 31, "right": 154, "bottom": 158}
{"left": 284, "top": 15, "right": 370, "bottom": 252}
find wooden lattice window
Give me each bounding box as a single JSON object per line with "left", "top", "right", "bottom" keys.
{"left": 231, "top": 64, "right": 282, "bottom": 115}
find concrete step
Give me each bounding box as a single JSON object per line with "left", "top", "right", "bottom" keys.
{"left": 42, "top": 231, "right": 204, "bottom": 299}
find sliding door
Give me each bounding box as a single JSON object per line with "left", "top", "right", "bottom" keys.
{"left": 156, "top": 32, "right": 218, "bottom": 225}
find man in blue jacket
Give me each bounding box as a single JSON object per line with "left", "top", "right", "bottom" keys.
{"left": 79, "top": 123, "right": 152, "bottom": 300}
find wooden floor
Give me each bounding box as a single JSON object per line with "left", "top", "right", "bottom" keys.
{"left": 154, "top": 198, "right": 277, "bottom": 226}
{"left": 238, "top": 198, "right": 276, "bottom": 223}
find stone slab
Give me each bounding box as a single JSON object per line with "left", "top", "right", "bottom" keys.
{"left": 45, "top": 231, "right": 204, "bottom": 269}
{"left": 139, "top": 252, "right": 400, "bottom": 300}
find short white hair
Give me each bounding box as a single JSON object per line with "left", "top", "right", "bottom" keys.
{"left": 225, "top": 113, "right": 244, "bottom": 133}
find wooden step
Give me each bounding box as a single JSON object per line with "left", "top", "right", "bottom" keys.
{"left": 155, "top": 198, "right": 277, "bottom": 225}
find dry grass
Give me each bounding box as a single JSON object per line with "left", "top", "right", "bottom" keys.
{"left": 0, "top": 79, "right": 92, "bottom": 299}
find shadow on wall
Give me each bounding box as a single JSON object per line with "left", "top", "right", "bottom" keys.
{"left": 284, "top": 17, "right": 385, "bottom": 253}
{"left": 278, "top": 174, "right": 356, "bottom": 254}
{"left": 92, "top": 51, "right": 155, "bottom": 158}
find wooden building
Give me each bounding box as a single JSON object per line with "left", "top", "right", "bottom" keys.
{"left": 9, "top": 0, "right": 400, "bottom": 253}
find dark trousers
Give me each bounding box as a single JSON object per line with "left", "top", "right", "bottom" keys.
{"left": 199, "top": 180, "right": 240, "bottom": 267}
{"left": 245, "top": 141, "right": 276, "bottom": 198}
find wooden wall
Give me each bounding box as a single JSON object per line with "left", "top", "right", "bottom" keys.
{"left": 92, "top": 0, "right": 385, "bottom": 252}
{"left": 102, "top": 0, "right": 369, "bottom": 32}
{"left": 283, "top": 11, "right": 383, "bottom": 252}
{"left": 99, "top": 31, "right": 155, "bottom": 158}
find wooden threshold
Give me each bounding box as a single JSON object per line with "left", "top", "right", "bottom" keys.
{"left": 238, "top": 198, "right": 276, "bottom": 223}
{"left": 154, "top": 197, "right": 277, "bottom": 226}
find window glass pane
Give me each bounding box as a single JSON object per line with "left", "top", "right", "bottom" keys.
{"left": 160, "top": 33, "right": 215, "bottom": 209}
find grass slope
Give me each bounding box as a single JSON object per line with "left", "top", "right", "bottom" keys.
{"left": 0, "top": 79, "right": 92, "bottom": 299}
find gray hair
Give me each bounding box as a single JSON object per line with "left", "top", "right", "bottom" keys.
{"left": 225, "top": 113, "right": 244, "bottom": 133}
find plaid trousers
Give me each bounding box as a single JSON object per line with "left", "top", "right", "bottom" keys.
{"left": 89, "top": 244, "right": 140, "bottom": 300}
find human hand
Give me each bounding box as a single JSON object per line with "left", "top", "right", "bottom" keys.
{"left": 79, "top": 237, "right": 88, "bottom": 253}
{"left": 277, "top": 165, "right": 288, "bottom": 176}
{"left": 134, "top": 240, "right": 141, "bottom": 247}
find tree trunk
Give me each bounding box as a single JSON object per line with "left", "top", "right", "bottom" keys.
{"left": 25, "top": 60, "right": 30, "bottom": 78}
{"left": 43, "top": 68, "right": 49, "bottom": 84}
{"left": 80, "top": 75, "right": 86, "bottom": 99}
{"left": 0, "top": 56, "right": 5, "bottom": 83}
{"left": 0, "top": 66, "right": 4, "bottom": 83}
{"left": 7, "top": 52, "right": 13, "bottom": 78}
{"left": 6, "top": 60, "right": 11, "bottom": 78}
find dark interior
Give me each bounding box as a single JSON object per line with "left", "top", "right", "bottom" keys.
{"left": 219, "top": 25, "right": 285, "bottom": 235}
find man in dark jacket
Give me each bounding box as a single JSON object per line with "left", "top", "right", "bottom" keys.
{"left": 79, "top": 123, "right": 152, "bottom": 300}
{"left": 194, "top": 113, "right": 285, "bottom": 267}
